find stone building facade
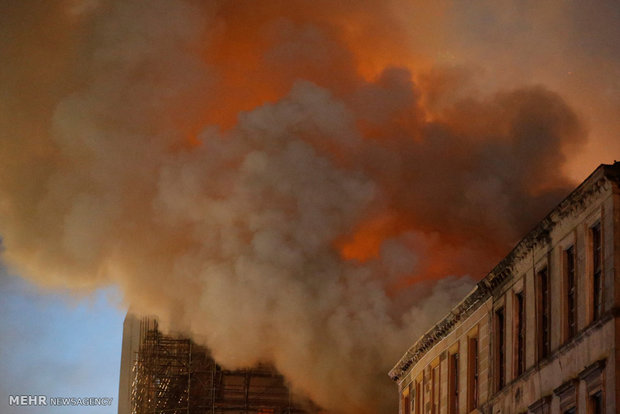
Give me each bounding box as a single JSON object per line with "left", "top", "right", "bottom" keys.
{"left": 389, "top": 162, "right": 620, "bottom": 414}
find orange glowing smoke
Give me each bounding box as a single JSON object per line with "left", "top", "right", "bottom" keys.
{"left": 338, "top": 212, "right": 409, "bottom": 262}
{"left": 192, "top": 1, "right": 436, "bottom": 129}
{"left": 339, "top": 208, "right": 507, "bottom": 288}
{"left": 180, "top": 1, "right": 450, "bottom": 284}
{"left": 169, "top": 0, "right": 571, "bottom": 287}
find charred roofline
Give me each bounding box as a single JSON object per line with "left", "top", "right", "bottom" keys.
{"left": 388, "top": 162, "right": 620, "bottom": 382}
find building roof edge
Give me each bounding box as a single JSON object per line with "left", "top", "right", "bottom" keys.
{"left": 388, "top": 162, "right": 620, "bottom": 382}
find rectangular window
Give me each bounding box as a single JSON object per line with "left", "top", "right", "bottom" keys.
{"left": 580, "top": 359, "right": 605, "bottom": 414}
{"left": 432, "top": 366, "right": 439, "bottom": 414}
{"left": 589, "top": 391, "right": 603, "bottom": 414}
{"left": 403, "top": 394, "right": 410, "bottom": 414}
{"left": 592, "top": 223, "right": 603, "bottom": 320}
{"left": 467, "top": 337, "right": 478, "bottom": 410}
{"left": 422, "top": 373, "right": 426, "bottom": 414}
{"left": 565, "top": 246, "right": 577, "bottom": 340}
{"left": 515, "top": 291, "right": 525, "bottom": 377}
{"left": 449, "top": 353, "right": 459, "bottom": 414}
{"left": 495, "top": 307, "right": 505, "bottom": 391}
{"left": 414, "top": 380, "right": 421, "bottom": 414}
{"left": 537, "top": 267, "right": 551, "bottom": 360}
{"left": 554, "top": 379, "right": 577, "bottom": 413}
{"left": 529, "top": 396, "right": 551, "bottom": 414}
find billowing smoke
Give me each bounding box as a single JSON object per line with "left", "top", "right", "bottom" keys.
{"left": 0, "top": 0, "right": 587, "bottom": 412}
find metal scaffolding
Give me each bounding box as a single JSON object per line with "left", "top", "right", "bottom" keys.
{"left": 130, "top": 317, "right": 314, "bottom": 414}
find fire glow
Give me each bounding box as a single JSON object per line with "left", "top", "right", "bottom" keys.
{"left": 0, "top": 1, "right": 599, "bottom": 413}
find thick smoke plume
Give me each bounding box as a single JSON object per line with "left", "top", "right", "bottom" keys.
{"left": 0, "top": 1, "right": 586, "bottom": 412}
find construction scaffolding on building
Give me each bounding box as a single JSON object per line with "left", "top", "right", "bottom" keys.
{"left": 130, "top": 317, "right": 314, "bottom": 414}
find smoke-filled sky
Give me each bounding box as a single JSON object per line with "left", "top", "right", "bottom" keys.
{"left": 0, "top": 1, "right": 618, "bottom": 413}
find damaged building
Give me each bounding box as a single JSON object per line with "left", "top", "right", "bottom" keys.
{"left": 118, "top": 314, "right": 314, "bottom": 414}
{"left": 389, "top": 162, "right": 620, "bottom": 414}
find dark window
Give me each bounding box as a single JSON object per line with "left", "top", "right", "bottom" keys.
{"left": 403, "top": 395, "right": 410, "bottom": 414}
{"left": 565, "top": 246, "right": 577, "bottom": 340}
{"left": 413, "top": 380, "right": 420, "bottom": 413}
{"left": 529, "top": 396, "right": 551, "bottom": 414}
{"left": 422, "top": 373, "right": 427, "bottom": 414}
{"left": 537, "top": 268, "right": 551, "bottom": 360}
{"left": 468, "top": 337, "right": 478, "bottom": 410}
{"left": 432, "top": 366, "right": 439, "bottom": 414}
{"left": 589, "top": 391, "right": 603, "bottom": 414}
{"left": 592, "top": 223, "right": 603, "bottom": 320}
{"left": 495, "top": 307, "right": 505, "bottom": 391}
{"left": 515, "top": 291, "right": 525, "bottom": 376}
{"left": 449, "top": 353, "right": 459, "bottom": 414}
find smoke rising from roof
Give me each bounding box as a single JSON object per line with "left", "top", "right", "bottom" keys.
{"left": 0, "top": 0, "right": 601, "bottom": 412}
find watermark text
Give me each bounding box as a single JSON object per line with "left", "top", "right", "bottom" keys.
{"left": 9, "top": 395, "right": 113, "bottom": 407}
